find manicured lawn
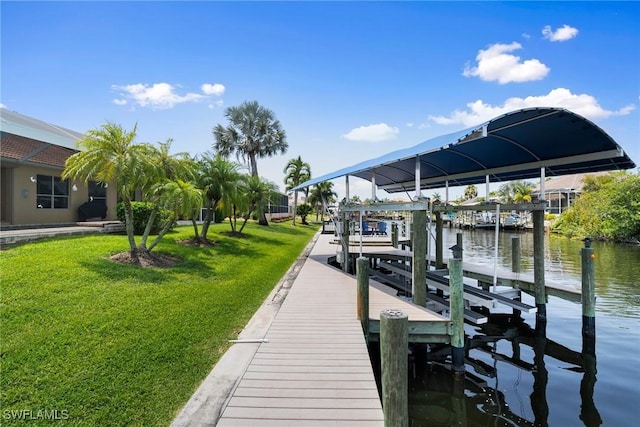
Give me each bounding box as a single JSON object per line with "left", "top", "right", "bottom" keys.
{"left": 0, "top": 222, "right": 318, "bottom": 426}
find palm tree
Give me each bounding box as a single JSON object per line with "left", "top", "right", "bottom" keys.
{"left": 238, "top": 175, "right": 277, "bottom": 233}
{"left": 432, "top": 192, "right": 442, "bottom": 204}
{"left": 62, "top": 122, "right": 155, "bottom": 255}
{"left": 284, "top": 156, "right": 311, "bottom": 225}
{"left": 464, "top": 184, "right": 478, "bottom": 200}
{"left": 308, "top": 181, "right": 337, "bottom": 221}
{"left": 213, "top": 100, "right": 288, "bottom": 226}
{"left": 147, "top": 179, "right": 203, "bottom": 251}
{"left": 195, "top": 153, "right": 242, "bottom": 242}
{"left": 513, "top": 182, "right": 534, "bottom": 203}
{"left": 138, "top": 139, "right": 196, "bottom": 251}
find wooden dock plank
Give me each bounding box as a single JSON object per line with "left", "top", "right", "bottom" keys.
{"left": 217, "top": 233, "right": 385, "bottom": 425}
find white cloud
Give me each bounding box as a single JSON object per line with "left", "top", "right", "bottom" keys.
{"left": 208, "top": 100, "right": 224, "bottom": 109}
{"left": 201, "top": 83, "right": 225, "bottom": 96}
{"left": 521, "top": 33, "right": 531, "bottom": 40}
{"left": 463, "top": 42, "right": 550, "bottom": 84}
{"left": 406, "top": 122, "right": 414, "bottom": 128}
{"left": 111, "top": 82, "right": 207, "bottom": 109}
{"left": 0, "top": 103, "right": 6, "bottom": 109}
{"left": 428, "top": 88, "right": 636, "bottom": 126}
{"left": 342, "top": 123, "right": 399, "bottom": 142}
{"left": 112, "top": 99, "right": 127, "bottom": 106}
{"left": 542, "top": 25, "right": 579, "bottom": 42}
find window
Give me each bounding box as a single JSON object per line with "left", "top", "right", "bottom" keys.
{"left": 36, "top": 175, "right": 69, "bottom": 209}
{"left": 88, "top": 181, "right": 107, "bottom": 203}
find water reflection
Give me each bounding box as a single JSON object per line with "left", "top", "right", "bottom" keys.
{"left": 403, "top": 312, "right": 602, "bottom": 427}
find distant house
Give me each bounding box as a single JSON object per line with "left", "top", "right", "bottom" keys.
{"left": 532, "top": 172, "right": 607, "bottom": 214}
{"left": 0, "top": 108, "right": 117, "bottom": 226}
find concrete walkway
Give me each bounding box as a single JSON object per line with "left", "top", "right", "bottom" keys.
{"left": 0, "top": 222, "right": 123, "bottom": 247}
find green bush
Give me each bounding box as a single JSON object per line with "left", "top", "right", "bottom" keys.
{"left": 116, "top": 201, "right": 174, "bottom": 235}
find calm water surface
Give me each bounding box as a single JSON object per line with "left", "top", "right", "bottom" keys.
{"left": 402, "top": 228, "right": 640, "bottom": 426}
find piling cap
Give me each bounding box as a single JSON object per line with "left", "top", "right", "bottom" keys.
{"left": 583, "top": 237, "right": 592, "bottom": 248}
{"left": 449, "top": 244, "right": 463, "bottom": 259}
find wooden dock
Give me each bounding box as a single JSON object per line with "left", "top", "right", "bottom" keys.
{"left": 217, "top": 233, "right": 448, "bottom": 426}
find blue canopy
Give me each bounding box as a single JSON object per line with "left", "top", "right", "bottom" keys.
{"left": 293, "top": 108, "right": 636, "bottom": 193}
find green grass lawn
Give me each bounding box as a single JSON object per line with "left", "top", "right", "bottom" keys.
{"left": 0, "top": 222, "right": 318, "bottom": 426}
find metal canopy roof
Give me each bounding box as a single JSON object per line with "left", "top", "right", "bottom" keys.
{"left": 293, "top": 108, "right": 636, "bottom": 193}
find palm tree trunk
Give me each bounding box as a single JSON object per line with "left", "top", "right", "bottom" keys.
{"left": 191, "top": 218, "right": 200, "bottom": 242}
{"left": 123, "top": 199, "right": 137, "bottom": 254}
{"left": 292, "top": 191, "right": 298, "bottom": 225}
{"left": 148, "top": 214, "right": 177, "bottom": 252}
{"left": 138, "top": 205, "right": 159, "bottom": 251}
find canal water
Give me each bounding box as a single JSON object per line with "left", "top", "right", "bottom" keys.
{"left": 391, "top": 228, "right": 640, "bottom": 426}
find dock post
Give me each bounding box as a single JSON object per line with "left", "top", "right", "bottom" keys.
{"left": 412, "top": 210, "right": 427, "bottom": 306}
{"left": 449, "top": 244, "right": 465, "bottom": 374}
{"left": 511, "top": 236, "right": 521, "bottom": 274}
{"left": 380, "top": 309, "right": 408, "bottom": 427}
{"left": 581, "top": 238, "right": 596, "bottom": 355}
{"left": 456, "top": 233, "right": 463, "bottom": 260}
{"left": 532, "top": 209, "right": 546, "bottom": 319}
{"left": 341, "top": 211, "right": 350, "bottom": 274}
{"left": 435, "top": 212, "right": 444, "bottom": 269}
{"left": 356, "top": 257, "right": 370, "bottom": 341}
{"left": 511, "top": 236, "right": 522, "bottom": 317}
{"left": 391, "top": 223, "right": 399, "bottom": 248}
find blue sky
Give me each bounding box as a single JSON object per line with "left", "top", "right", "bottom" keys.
{"left": 2, "top": 1, "right": 638, "bottom": 200}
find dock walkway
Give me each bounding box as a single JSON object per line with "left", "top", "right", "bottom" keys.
{"left": 216, "top": 233, "right": 447, "bottom": 426}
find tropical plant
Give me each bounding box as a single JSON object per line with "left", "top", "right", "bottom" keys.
{"left": 62, "top": 122, "right": 155, "bottom": 254}
{"left": 238, "top": 175, "right": 278, "bottom": 233}
{"left": 146, "top": 180, "right": 203, "bottom": 251}
{"left": 194, "top": 153, "right": 242, "bottom": 242}
{"left": 432, "top": 192, "right": 442, "bottom": 204}
{"left": 213, "top": 100, "right": 288, "bottom": 226}
{"left": 284, "top": 156, "right": 311, "bottom": 225}
{"left": 464, "top": 184, "right": 478, "bottom": 200}
{"left": 552, "top": 171, "right": 640, "bottom": 241}
{"left": 308, "top": 181, "right": 337, "bottom": 221}
{"left": 513, "top": 182, "right": 534, "bottom": 203}
{"left": 137, "top": 139, "right": 197, "bottom": 252}
{"left": 296, "top": 204, "right": 314, "bottom": 225}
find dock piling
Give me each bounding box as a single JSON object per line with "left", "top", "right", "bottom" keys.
{"left": 435, "top": 212, "right": 444, "bottom": 269}
{"left": 391, "top": 223, "right": 399, "bottom": 248}
{"left": 456, "top": 232, "right": 463, "bottom": 260}
{"left": 533, "top": 209, "right": 547, "bottom": 319}
{"left": 512, "top": 236, "right": 521, "bottom": 274}
{"left": 412, "top": 210, "right": 427, "bottom": 306}
{"left": 356, "top": 257, "right": 370, "bottom": 341}
{"left": 380, "top": 309, "right": 408, "bottom": 427}
{"left": 449, "top": 244, "right": 465, "bottom": 374}
{"left": 581, "top": 238, "right": 596, "bottom": 355}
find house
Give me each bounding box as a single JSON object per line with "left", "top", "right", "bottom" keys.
{"left": 532, "top": 172, "right": 608, "bottom": 214}
{"left": 0, "top": 108, "right": 117, "bottom": 227}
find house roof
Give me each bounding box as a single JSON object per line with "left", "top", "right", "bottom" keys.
{"left": 532, "top": 172, "right": 608, "bottom": 193}
{"left": 0, "top": 109, "right": 82, "bottom": 169}
{"left": 292, "top": 108, "right": 636, "bottom": 193}
{"left": 0, "top": 108, "right": 84, "bottom": 150}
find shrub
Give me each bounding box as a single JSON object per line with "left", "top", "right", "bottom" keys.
{"left": 116, "top": 201, "right": 174, "bottom": 235}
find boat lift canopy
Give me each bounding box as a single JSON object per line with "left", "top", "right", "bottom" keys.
{"left": 292, "top": 108, "right": 636, "bottom": 193}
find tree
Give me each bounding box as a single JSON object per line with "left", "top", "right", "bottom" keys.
{"left": 432, "top": 192, "right": 442, "bottom": 204}
{"left": 284, "top": 156, "right": 311, "bottom": 225}
{"left": 308, "top": 181, "right": 337, "bottom": 221}
{"left": 296, "top": 204, "right": 314, "bottom": 225}
{"left": 195, "top": 153, "right": 242, "bottom": 242}
{"left": 62, "top": 122, "right": 155, "bottom": 255}
{"left": 138, "top": 139, "right": 196, "bottom": 252}
{"left": 464, "top": 184, "right": 478, "bottom": 200}
{"left": 146, "top": 179, "right": 203, "bottom": 252}
{"left": 513, "top": 182, "right": 534, "bottom": 203}
{"left": 213, "top": 100, "right": 288, "bottom": 226}
{"left": 238, "top": 175, "right": 277, "bottom": 233}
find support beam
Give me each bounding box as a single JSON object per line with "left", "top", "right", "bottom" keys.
{"left": 435, "top": 212, "right": 444, "bottom": 269}
{"left": 380, "top": 309, "right": 408, "bottom": 427}
{"left": 414, "top": 156, "right": 422, "bottom": 200}
{"left": 356, "top": 257, "right": 370, "bottom": 342}
{"left": 412, "top": 210, "right": 427, "bottom": 306}
{"left": 449, "top": 245, "right": 465, "bottom": 374}
{"left": 533, "top": 209, "right": 546, "bottom": 318}
{"left": 581, "top": 238, "right": 596, "bottom": 355}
